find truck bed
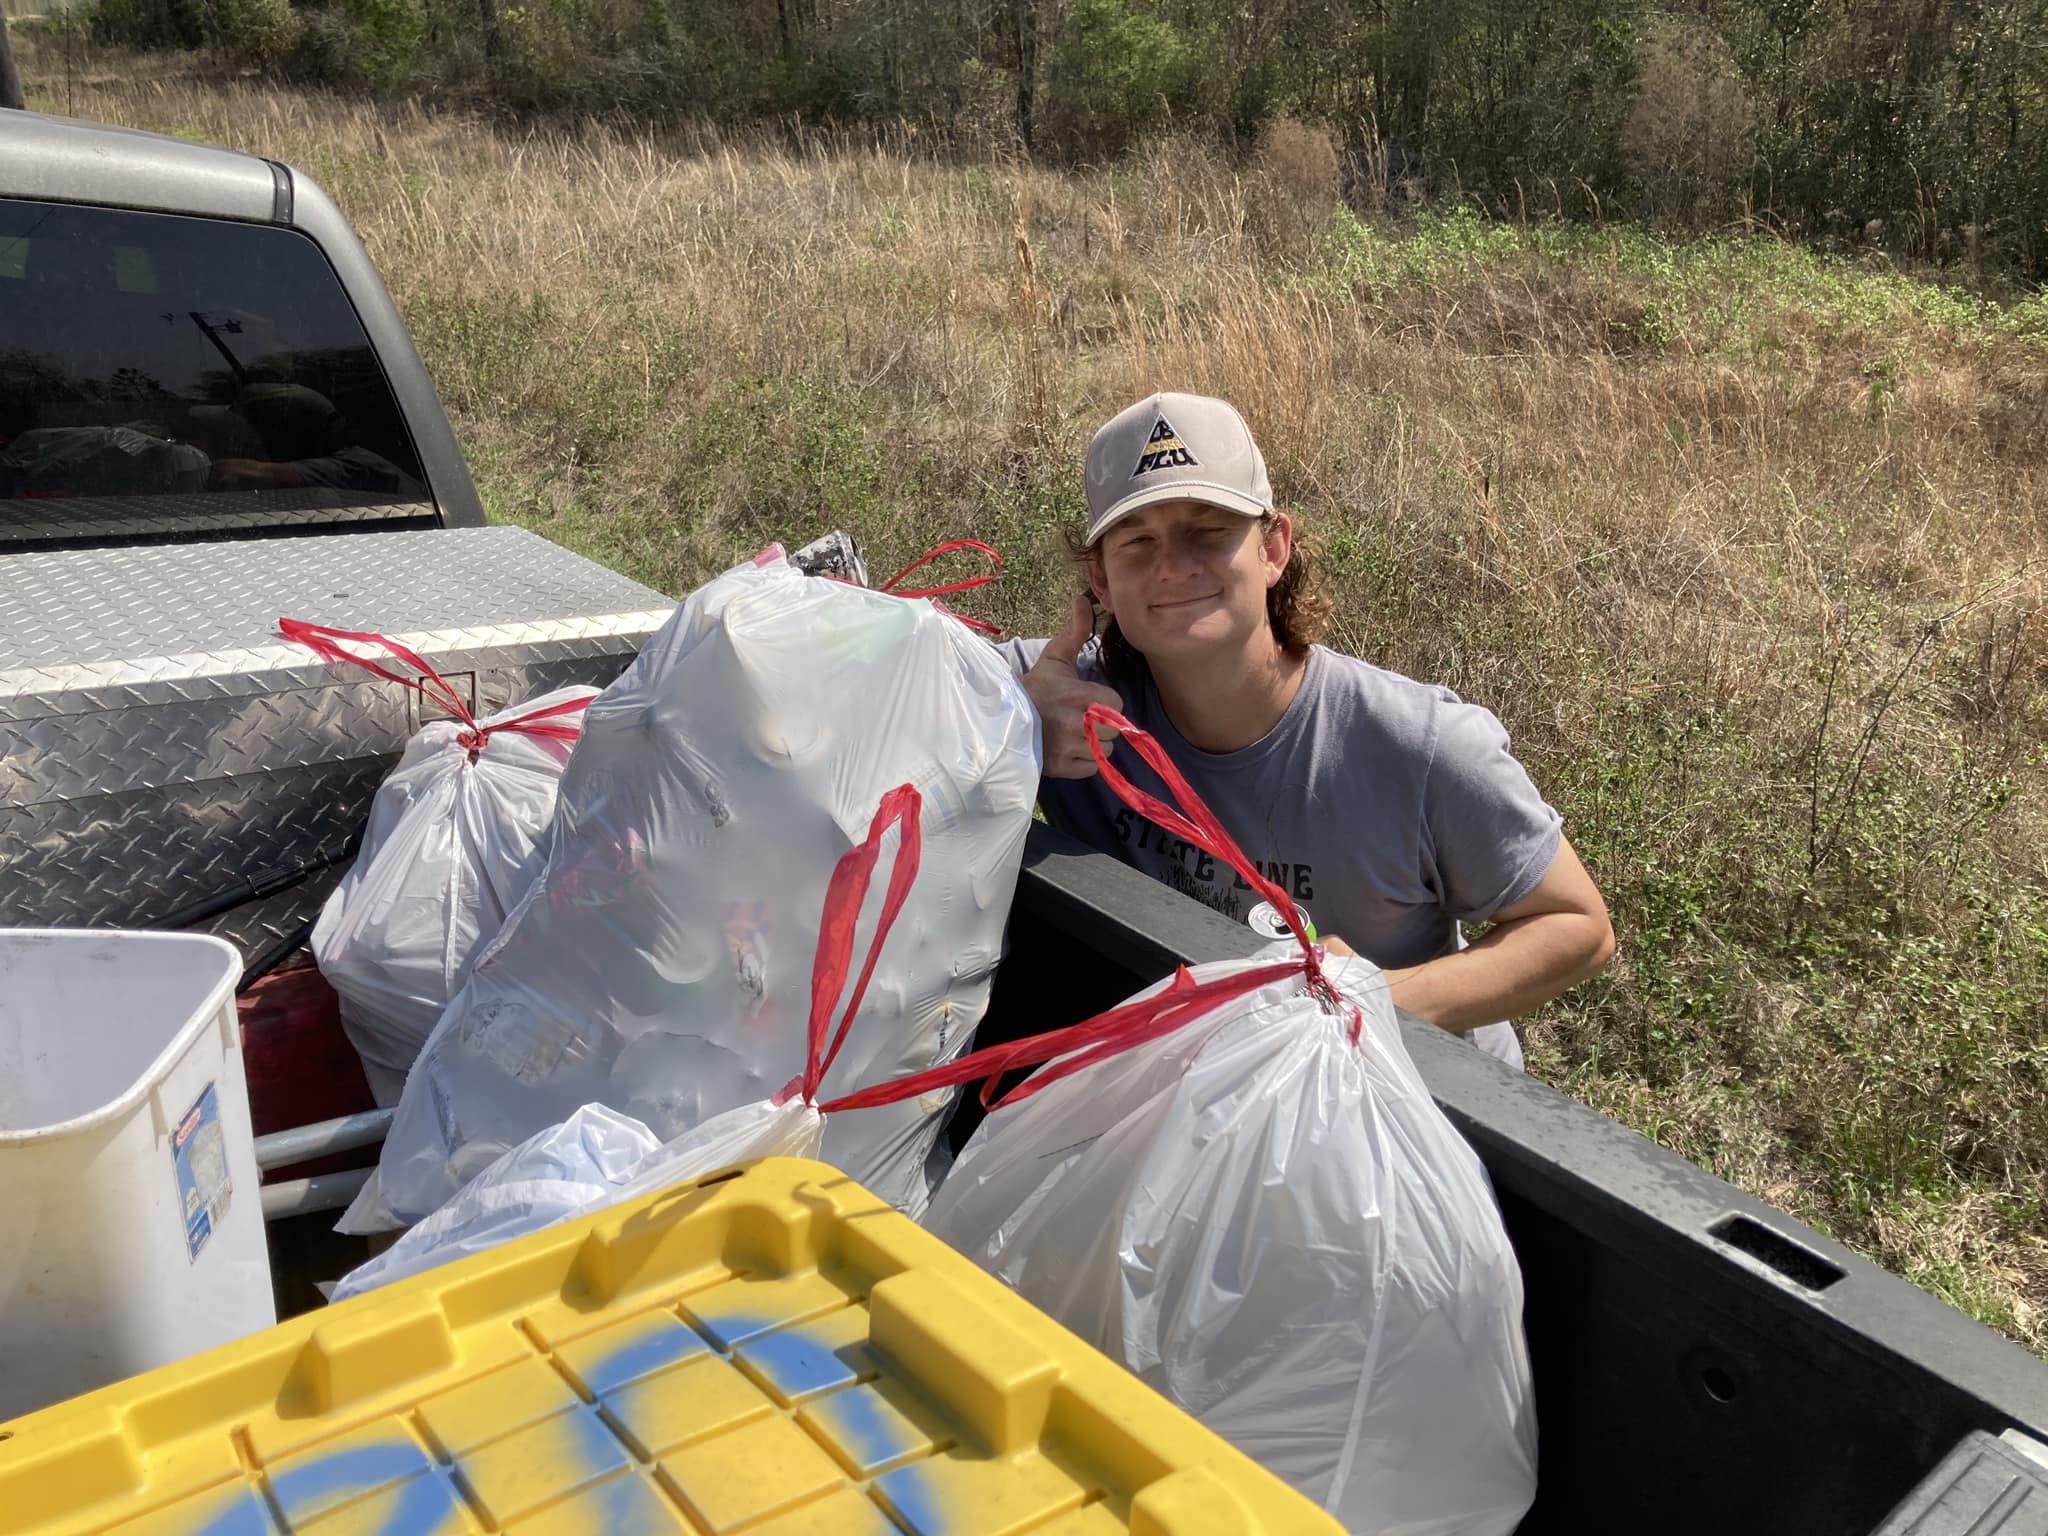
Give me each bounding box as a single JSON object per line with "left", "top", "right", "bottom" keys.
{"left": 249, "top": 817, "right": 2048, "bottom": 1532}
{"left": 986, "top": 824, "right": 2048, "bottom": 1536}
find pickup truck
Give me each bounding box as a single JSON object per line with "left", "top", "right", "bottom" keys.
{"left": 3, "top": 111, "right": 2047, "bottom": 1535}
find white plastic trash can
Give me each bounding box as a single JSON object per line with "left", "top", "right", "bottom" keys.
{"left": 0, "top": 930, "right": 274, "bottom": 1419}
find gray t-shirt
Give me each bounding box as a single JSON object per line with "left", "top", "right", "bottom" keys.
{"left": 1000, "top": 640, "right": 1563, "bottom": 1067}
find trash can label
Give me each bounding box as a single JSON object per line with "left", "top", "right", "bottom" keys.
{"left": 172, "top": 1082, "right": 233, "bottom": 1263}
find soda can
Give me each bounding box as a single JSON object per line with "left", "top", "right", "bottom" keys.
{"left": 1248, "top": 899, "right": 1317, "bottom": 943}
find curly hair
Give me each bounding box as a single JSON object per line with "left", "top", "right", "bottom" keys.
{"left": 1070, "top": 512, "right": 1334, "bottom": 688}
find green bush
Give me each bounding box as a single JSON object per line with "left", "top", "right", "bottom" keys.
{"left": 84, "top": 0, "right": 147, "bottom": 46}
{"left": 288, "top": 0, "right": 423, "bottom": 90}
{"left": 86, "top": 0, "right": 296, "bottom": 61}
{"left": 86, "top": 0, "right": 191, "bottom": 49}
{"left": 1039, "top": 0, "right": 1200, "bottom": 158}
{"left": 211, "top": 0, "right": 302, "bottom": 68}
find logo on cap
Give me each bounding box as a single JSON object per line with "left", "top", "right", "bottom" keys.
{"left": 1131, "top": 413, "right": 1200, "bottom": 478}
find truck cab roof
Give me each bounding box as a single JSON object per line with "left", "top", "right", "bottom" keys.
{"left": 0, "top": 109, "right": 288, "bottom": 223}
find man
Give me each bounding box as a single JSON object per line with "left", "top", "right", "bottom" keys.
{"left": 206, "top": 383, "right": 424, "bottom": 498}
{"left": 1007, "top": 392, "right": 1614, "bottom": 1067}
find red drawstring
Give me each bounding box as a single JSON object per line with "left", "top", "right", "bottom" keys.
{"left": 926, "top": 601, "right": 1003, "bottom": 638}
{"left": 880, "top": 539, "right": 1002, "bottom": 600}
{"left": 771, "top": 784, "right": 923, "bottom": 1108}
{"left": 817, "top": 706, "right": 1362, "bottom": 1117}
{"left": 827, "top": 539, "right": 1004, "bottom": 636}
{"left": 1082, "top": 703, "right": 1354, "bottom": 1032}
{"left": 817, "top": 956, "right": 1306, "bottom": 1115}
{"left": 278, "top": 617, "right": 593, "bottom": 761}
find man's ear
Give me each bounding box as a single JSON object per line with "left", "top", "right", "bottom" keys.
{"left": 1086, "top": 550, "right": 1113, "bottom": 613}
{"left": 1263, "top": 513, "right": 1293, "bottom": 588}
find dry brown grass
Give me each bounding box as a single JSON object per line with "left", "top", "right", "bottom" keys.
{"left": 1622, "top": 16, "right": 1756, "bottom": 223}
{"left": 21, "top": 33, "right": 2048, "bottom": 1351}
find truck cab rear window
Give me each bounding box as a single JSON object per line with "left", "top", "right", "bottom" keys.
{"left": 0, "top": 198, "right": 431, "bottom": 546}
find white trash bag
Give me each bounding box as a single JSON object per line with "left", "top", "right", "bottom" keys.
{"left": 910, "top": 706, "right": 1537, "bottom": 1536}
{"left": 331, "top": 1098, "right": 824, "bottom": 1301}
{"left": 332, "top": 775, "right": 925, "bottom": 1300}
{"left": 344, "top": 548, "right": 1037, "bottom": 1230}
{"left": 287, "top": 619, "right": 598, "bottom": 1105}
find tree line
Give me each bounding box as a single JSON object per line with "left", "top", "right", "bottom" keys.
{"left": 68, "top": 0, "right": 2048, "bottom": 280}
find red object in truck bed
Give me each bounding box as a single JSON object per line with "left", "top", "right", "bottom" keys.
{"left": 235, "top": 963, "right": 377, "bottom": 1183}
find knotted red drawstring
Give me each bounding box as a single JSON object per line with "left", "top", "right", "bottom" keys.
{"left": 1080, "top": 703, "right": 1352, "bottom": 1025}
{"left": 278, "top": 617, "right": 593, "bottom": 762}
{"left": 817, "top": 705, "right": 1360, "bottom": 1118}
{"left": 868, "top": 539, "right": 1005, "bottom": 636}
{"left": 771, "top": 783, "right": 923, "bottom": 1108}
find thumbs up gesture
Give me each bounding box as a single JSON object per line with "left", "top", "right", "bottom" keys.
{"left": 1023, "top": 594, "right": 1126, "bottom": 779}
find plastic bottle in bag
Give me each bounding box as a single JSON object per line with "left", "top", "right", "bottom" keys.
{"left": 330, "top": 780, "right": 925, "bottom": 1302}
{"left": 344, "top": 550, "right": 1038, "bottom": 1230}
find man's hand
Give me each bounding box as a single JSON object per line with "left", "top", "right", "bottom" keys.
{"left": 1024, "top": 594, "right": 1125, "bottom": 778}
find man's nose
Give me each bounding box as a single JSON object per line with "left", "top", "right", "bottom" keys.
{"left": 1157, "top": 536, "right": 1204, "bottom": 578}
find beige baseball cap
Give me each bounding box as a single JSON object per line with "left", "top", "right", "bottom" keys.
{"left": 1084, "top": 392, "right": 1273, "bottom": 544}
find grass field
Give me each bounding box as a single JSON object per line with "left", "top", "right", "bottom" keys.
{"left": 19, "top": 32, "right": 2048, "bottom": 1351}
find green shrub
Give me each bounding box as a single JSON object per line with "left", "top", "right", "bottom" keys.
{"left": 210, "top": 0, "right": 302, "bottom": 69}
{"left": 1039, "top": 0, "right": 1199, "bottom": 159}
{"left": 84, "top": 0, "right": 155, "bottom": 47}
{"left": 288, "top": 0, "right": 422, "bottom": 90}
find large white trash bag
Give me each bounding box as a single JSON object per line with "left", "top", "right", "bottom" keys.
{"left": 333, "top": 787, "right": 923, "bottom": 1300}
{"left": 289, "top": 617, "right": 598, "bottom": 1105}
{"left": 914, "top": 707, "right": 1537, "bottom": 1536}
{"left": 345, "top": 549, "right": 1038, "bottom": 1229}
{"left": 330, "top": 1098, "right": 824, "bottom": 1301}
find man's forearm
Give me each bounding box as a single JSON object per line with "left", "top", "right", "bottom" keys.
{"left": 1376, "top": 911, "right": 1614, "bottom": 1033}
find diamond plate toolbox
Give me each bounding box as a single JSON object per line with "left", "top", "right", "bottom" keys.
{"left": 0, "top": 526, "right": 673, "bottom": 936}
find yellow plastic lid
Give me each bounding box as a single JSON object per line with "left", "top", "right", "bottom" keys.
{"left": 0, "top": 1157, "right": 1340, "bottom": 1535}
